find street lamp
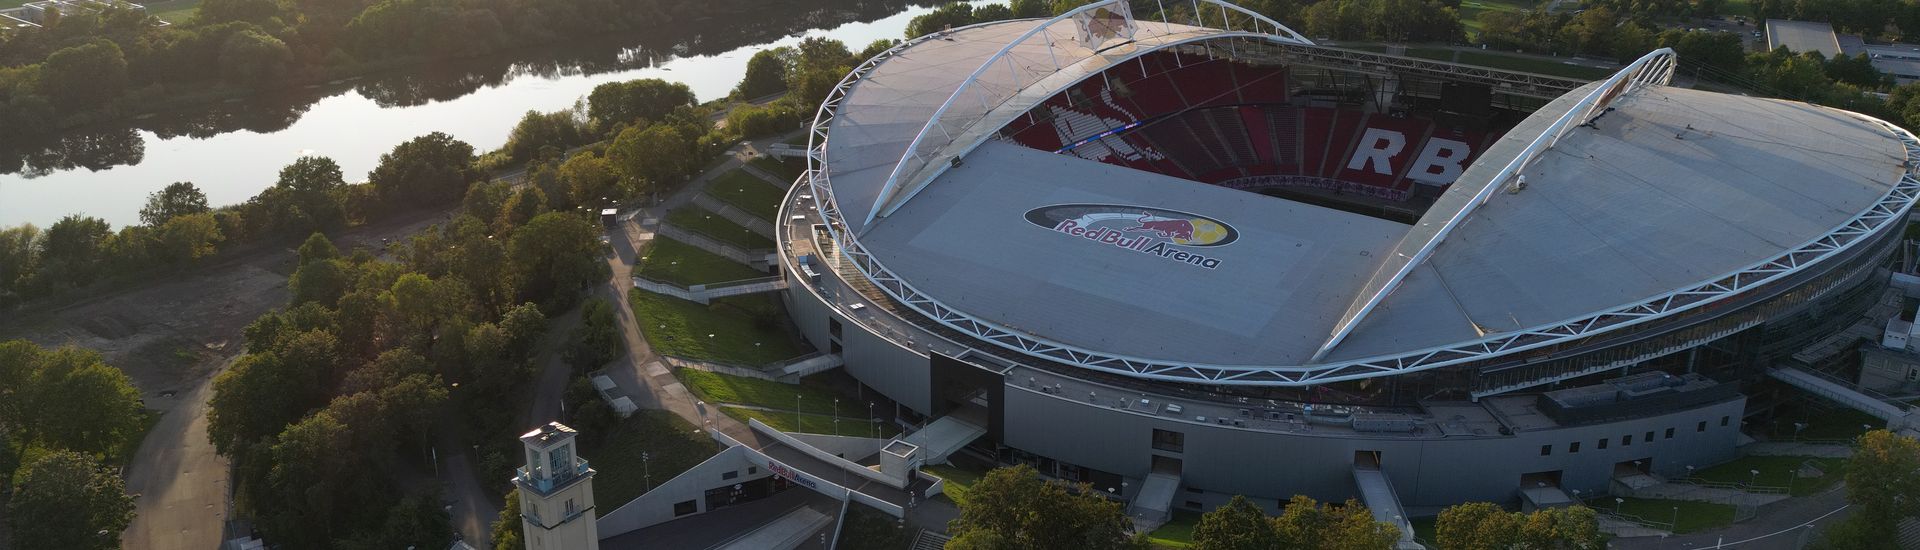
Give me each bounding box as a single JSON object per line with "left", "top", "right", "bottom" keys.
{"left": 1670, "top": 506, "right": 1678, "bottom": 529}
{"left": 1748, "top": 469, "right": 1760, "bottom": 489}
{"left": 1614, "top": 497, "right": 1624, "bottom": 514}
{"left": 797, "top": 394, "right": 803, "bottom": 431}
{"left": 869, "top": 402, "right": 876, "bottom": 439}
{"left": 642, "top": 451, "right": 652, "bottom": 492}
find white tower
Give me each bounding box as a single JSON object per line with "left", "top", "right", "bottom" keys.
{"left": 515, "top": 422, "right": 600, "bottom": 550}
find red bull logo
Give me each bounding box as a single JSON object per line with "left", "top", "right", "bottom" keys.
{"left": 1024, "top": 204, "right": 1237, "bottom": 269}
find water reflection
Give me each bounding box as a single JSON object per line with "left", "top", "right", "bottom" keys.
{"left": 0, "top": 0, "right": 937, "bottom": 182}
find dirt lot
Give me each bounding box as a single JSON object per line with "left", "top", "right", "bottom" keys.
{"left": 0, "top": 210, "right": 446, "bottom": 550}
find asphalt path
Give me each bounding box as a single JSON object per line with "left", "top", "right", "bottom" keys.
{"left": 119, "top": 353, "right": 237, "bottom": 550}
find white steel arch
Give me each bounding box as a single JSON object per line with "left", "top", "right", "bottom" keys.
{"left": 861, "top": 0, "right": 1312, "bottom": 227}
{"left": 802, "top": 29, "right": 1920, "bottom": 386}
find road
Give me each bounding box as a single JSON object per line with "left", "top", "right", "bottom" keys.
{"left": 119, "top": 353, "right": 236, "bottom": 550}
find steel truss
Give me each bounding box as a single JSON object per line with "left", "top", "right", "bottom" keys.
{"left": 800, "top": 22, "right": 1920, "bottom": 387}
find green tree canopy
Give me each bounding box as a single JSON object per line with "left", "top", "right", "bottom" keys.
{"left": 368, "top": 132, "right": 478, "bottom": 207}
{"left": 140, "top": 182, "right": 212, "bottom": 226}
{"left": 946, "top": 464, "right": 1148, "bottom": 550}
{"left": 1271, "top": 495, "right": 1400, "bottom": 550}
{"left": 587, "top": 78, "right": 696, "bottom": 127}
{"left": 734, "top": 47, "right": 791, "bottom": 99}
{"left": 506, "top": 212, "right": 601, "bottom": 309}
{"left": 1434, "top": 501, "right": 1602, "bottom": 550}
{"left": 1193, "top": 495, "right": 1281, "bottom": 550}
{"left": 6, "top": 450, "right": 136, "bottom": 550}
{"left": 38, "top": 40, "right": 127, "bottom": 112}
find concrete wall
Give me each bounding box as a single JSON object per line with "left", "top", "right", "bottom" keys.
{"left": 781, "top": 272, "right": 934, "bottom": 412}
{"left": 750, "top": 419, "right": 907, "bottom": 488}
{"left": 596, "top": 446, "right": 764, "bottom": 539}
{"left": 1001, "top": 385, "right": 1744, "bottom": 509}
{"left": 787, "top": 432, "right": 889, "bottom": 461}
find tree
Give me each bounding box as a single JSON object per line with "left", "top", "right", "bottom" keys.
{"left": 13, "top": 345, "right": 146, "bottom": 459}
{"left": 1436, "top": 501, "right": 1520, "bottom": 549}
{"left": 558, "top": 151, "right": 620, "bottom": 208}
{"left": 35, "top": 215, "right": 111, "bottom": 290}
{"left": 219, "top": 28, "right": 294, "bottom": 85}
{"left": 501, "top": 108, "right": 589, "bottom": 164}
{"left": 1011, "top": 0, "right": 1051, "bottom": 18}
{"left": 368, "top": 132, "right": 478, "bottom": 207}
{"left": 1434, "top": 501, "right": 1602, "bottom": 550}
{"left": 908, "top": 2, "right": 977, "bottom": 38}
{"left": 1846, "top": 429, "right": 1920, "bottom": 523}
{"left": 38, "top": 40, "right": 128, "bottom": 112}
{"left": 0, "top": 224, "right": 38, "bottom": 304}
{"left": 734, "top": 48, "right": 791, "bottom": 99}
{"left": 946, "top": 464, "right": 1148, "bottom": 550}
{"left": 1272, "top": 495, "right": 1399, "bottom": 550}
{"left": 1194, "top": 495, "right": 1280, "bottom": 550}
{"left": 491, "top": 488, "right": 525, "bottom": 550}
{"left": 157, "top": 212, "right": 224, "bottom": 263}
{"left": 299, "top": 232, "right": 340, "bottom": 264}
{"left": 606, "top": 123, "right": 694, "bottom": 191}
{"left": 507, "top": 213, "right": 601, "bottom": 308}
{"left": 586, "top": 79, "right": 696, "bottom": 127}
{"left": 6, "top": 451, "right": 136, "bottom": 550}
{"left": 495, "top": 186, "right": 548, "bottom": 232}
{"left": 140, "top": 182, "right": 211, "bottom": 226}
{"left": 498, "top": 302, "right": 548, "bottom": 359}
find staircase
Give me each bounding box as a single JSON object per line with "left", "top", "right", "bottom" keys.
{"left": 698, "top": 277, "right": 788, "bottom": 300}
{"left": 910, "top": 530, "right": 952, "bottom": 550}
{"left": 1353, "top": 461, "right": 1425, "bottom": 550}
{"left": 776, "top": 352, "right": 844, "bottom": 378}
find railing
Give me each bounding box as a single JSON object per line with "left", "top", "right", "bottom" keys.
{"left": 1311, "top": 48, "right": 1677, "bottom": 362}
{"left": 863, "top": 0, "right": 1310, "bottom": 225}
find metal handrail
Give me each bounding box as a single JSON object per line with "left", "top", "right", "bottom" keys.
{"left": 862, "top": 0, "right": 1310, "bottom": 227}
{"left": 1310, "top": 48, "right": 1678, "bottom": 362}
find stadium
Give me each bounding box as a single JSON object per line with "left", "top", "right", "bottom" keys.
{"left": 773, "top": 0, "right": 1920, "bottom": 531}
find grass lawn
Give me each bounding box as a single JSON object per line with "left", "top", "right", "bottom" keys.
{"left": 924, "top": 463, "right": 987, "bottom": 506}
{"left": 578, "top": 410, "right": 719, "bottom": 511}
{"left": 629, "top": 289, "right": 807, "bottom": 365}
{"left": 665, "top": 207, "right": 774, "bottom": 250}
{"left": 706, "top": 169, "right": 784, "bottom": 220}
{"left": 1613, "top": 498, "right": 1736, "bottom": 534}
{"left": 1458, "top": 0, "right": 1534, "bottom": 34}
{"left": 635, "top": 236, "right": 765, "bottom": 287}
{"left": 1148, "top": 510, "right": 1202, "bottom": 548}
{"left": 749, "top": 156, "right": 806, "bottom": 183}
{"left": 1693, "top": 455, "right": 1846, "bottom": 495}
{"left": 719, "top": 406, "right": 900, "bottom": 438}
{"left": 678, "top": 368, "right": 844, "bottom": 413}
{"left": 146, "top": 0, "right": 203, "bottom": 23}
{"left": 1770, "top": 405, "right": 1883, "bottom": 441}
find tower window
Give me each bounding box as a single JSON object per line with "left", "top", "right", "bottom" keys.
{"left": 1540, "top": 444, "right": 1552, "bottom": 456}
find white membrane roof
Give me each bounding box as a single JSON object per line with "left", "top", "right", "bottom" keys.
{"left": 820, "top": 21, "right": 1909, "bottom": 369}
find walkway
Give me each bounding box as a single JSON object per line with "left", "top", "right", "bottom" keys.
{"left": 1611, "top": 485, "right": 1853, "bottom": 550}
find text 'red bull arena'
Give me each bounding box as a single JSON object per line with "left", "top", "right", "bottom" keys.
{"left": 770, "top": 0, "right": 1920, "bottom": 532}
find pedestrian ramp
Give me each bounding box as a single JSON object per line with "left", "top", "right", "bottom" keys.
{"left": 900, "top": 415, "right": 987, "bottom": 465}
{"left": 777, "top": 353, "right": 844, "bottom": 379}
{"left": 1769, "top": 366, "right": 1912, "bottom": 425}
{"left": 1130, "top": 472, "right": 1181, "bottom": 524}
{"left": 712, "top": 504, "right": 834, "bottom": 550}
{"left": 1353, "top": 463, "right": 1425, "bottom": 550}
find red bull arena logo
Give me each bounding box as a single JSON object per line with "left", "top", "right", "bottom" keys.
{"left": 1023, "top": 204, "right": 1238, "bottom": 269}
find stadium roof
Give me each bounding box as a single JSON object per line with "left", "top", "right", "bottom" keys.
{"left": 811, "top": 14, "right": 1918, "bottom": 383}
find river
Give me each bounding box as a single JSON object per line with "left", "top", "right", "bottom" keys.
{"left": 0, "top": 0, "right": 993, "bottom": 228}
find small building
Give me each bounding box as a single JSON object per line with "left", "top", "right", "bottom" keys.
{"left": 600, "top": 208, "right": 619, "bottom": 228}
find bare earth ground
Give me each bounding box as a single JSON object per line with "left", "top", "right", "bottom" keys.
{"left": 0, "top": 212, "right": 444, "bottom": 550}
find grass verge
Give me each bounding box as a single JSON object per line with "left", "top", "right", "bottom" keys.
{"left": 750, "top": 156, "right": 806, "bottom": 182}
{"left": 629, "top": 289, "right": 806, "bottom": 365}
{"left": 719, "top": 406, "right": 899, "bottom": 438}
{"left": 707, "top": 169, "right": 785, "bottom": 220}
{"left": 579, "top": 409, "right": 719, "bottom": 511}
{"left": 923, "top": 463, "right": 987, "bottom": 507}
{"left": 1693, "top": 455, "right": 1845, "bottom": 495}
{"left": 678, "top": 368, "right": 842, "bottom": 413}
{"left": 1613, "top": 498, "right": 1735, "bottom": 534}
{"left": 665, "top": 207, "right": 774, "bottom": 250}
{"left": 636, "top": 236, "right": 765, "bottom": 287}
{"left": 1148, "top": 510, "right": 1202, "bottom": 548}
{"left": 147, "top": 0, "right": 203, "bottom": 23}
